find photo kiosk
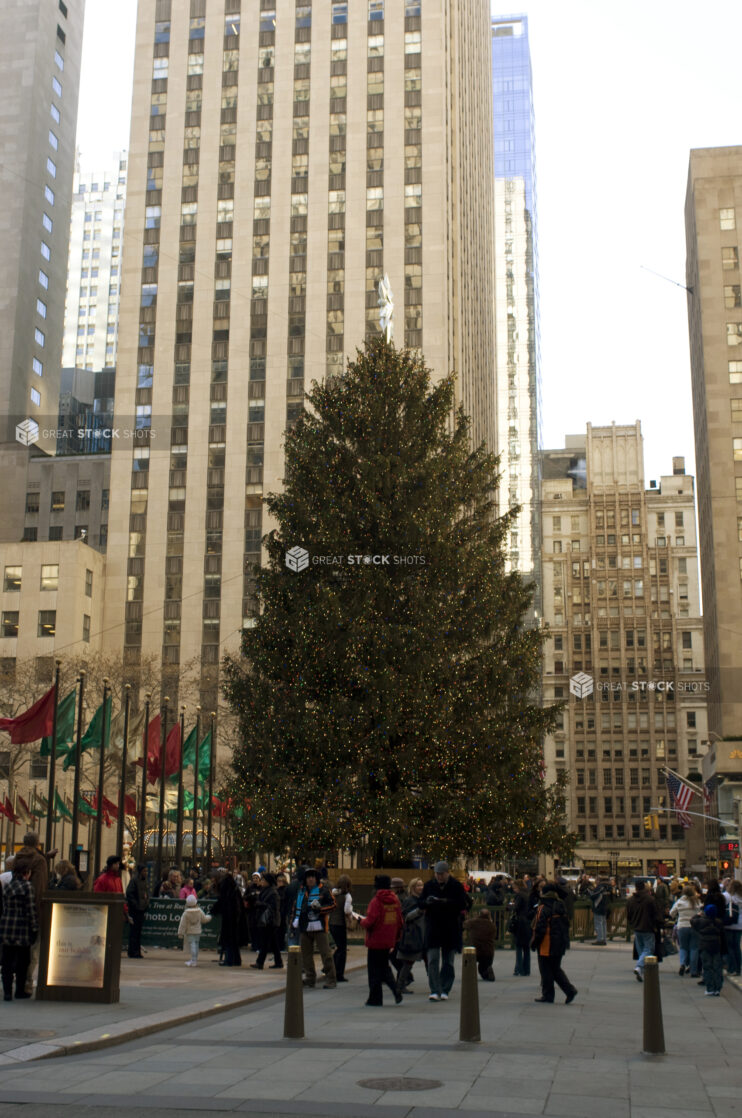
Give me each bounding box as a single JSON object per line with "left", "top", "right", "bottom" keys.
{"left": 36, "top": 892, "right": 124, "bottom": 1003}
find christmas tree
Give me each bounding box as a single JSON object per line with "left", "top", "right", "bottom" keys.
{"left": 224, "top": 338, "right": 574, "bottom": 864}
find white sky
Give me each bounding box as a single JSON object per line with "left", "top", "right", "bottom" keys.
{"left": 76, "top": 0, "right": 742, "bottom": 485}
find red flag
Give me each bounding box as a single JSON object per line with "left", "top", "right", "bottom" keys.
{"left": 124, "top": 794, "right": 137, "bottom": 815}
{"left": 102, "top": 794, "right": 119, "bottom": 819}
{"left": 145, "top": 713, "right": 162, "bottom": 784}
{"left": 0, "top": 685, "right": 55, "bottom": 744}
{"left": 211, "top": 795, "right": 226, "bottom": 818}
{"left": 3, "top": 796, "right": 20, "bottom": 825}
{"left": 164, "top": 722, "right": 181, "bottom": 780}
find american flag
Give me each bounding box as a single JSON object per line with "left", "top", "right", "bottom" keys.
{"left": 703, "top": 776, "right": 718, "bottom": 813}
{"left": 666, "top": 772, "right": 693, "bottom": 829}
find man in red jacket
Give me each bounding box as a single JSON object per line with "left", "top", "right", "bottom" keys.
{"left": 357, "top": 874, "right": 403, "bottom": 1006}
{"left": 93, "top": 855, "right": 129, "bottom": 920}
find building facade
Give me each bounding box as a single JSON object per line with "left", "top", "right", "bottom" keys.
{"left": 0, "top": 0, "right": 84, "bottom": 447}
{"left": 491, "top": 14, "right": 541, "bottom": 600}
{"left": 542, "top": 423, "right": 708, "bottom": 877}
{"left": 61, "top": 154, "right": 128, "bottom": 372}
{"left": 103, "top": 0, "right": 497, "bottom": 708}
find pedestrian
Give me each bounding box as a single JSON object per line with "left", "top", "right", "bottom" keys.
{"left": 627, "top": 880, "right": 660, "bottom": 982}
{"left": 588, "top": 877, "right": 611, "bottom": 945}
{"left": 284, "top": 867, "right": 306, "bottom": 947}
{"left": 93, "top": 853, "right": 125, "bottom": 895}
{"left": 421, "top": 861, "right": 469, "bottom": 1001}
{"left": 245, "top": 872, "right": 262, "bottom": 953}
{"left": 463, "top": 907, "right": 496, "bottom": 980}
{"left": 292, "top": 868, "right": 336, "bottom": 988}
{"left": 51, "top": 860, "right": 82, "bottom": 890}
{"left": 212, "top": 872, "right": 246, "bottom": 967}
{"left": 177, "top": 893, "right": 212, "bottom": 966}
{"left": 722, "top": 880, "right": 742, "bottom": 976}
{"left": 179, "top": 877, "right": 197, "bottom": 900}
{"left": 329, "top": 874, "right": 353, "bottom": 982}
{"left": 654, "top": 876, "right": 670, "bottom": 917}
{"left": 670, "top": 884, "right": 701, "bottom": 977}
{"left": 125, "top": 864, "right": 150, "bottom": 959}
{"left": 276, "top": 872, "right": 290, "bottom": 951}
{"left": 16, "top": 833, "right": 48, "bottom": 995}
{"left": 395, "top": 878, "right": 426, "bottom": 997}
{"left": 0, "top": 854, "right": 37, "bottom": 1001}
{"left": 509, "top": 879, "right": 532, "bottom": 977}
{"left": 691, "top": 903, "right": 725, "bottom": 996}
{"left": 251, "top": 872, "right": 283, "bottom": 970}
{"left": 356, "top": 874, "right": 403, "bottom": 1006}
{"left": 531, "top": 880, "right": 577, "bottom": 1004}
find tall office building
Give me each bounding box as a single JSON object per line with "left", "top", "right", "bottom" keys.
{"left": 62, "top": 153, "right": 128, "bottom": 372}
{"left": 491, "top": 14, "right": 540, "bottom": 599}
{"left": 103, "top": 0, "right": 496, "bottom": 707}
{"left": 0, "top": 0, "right": 85, "bottom": 451}
{"left": 541, "top": 424, "right": 707, "bottom": 877}
{"left": 685, "top": 148, "right": 742, "bottom": 738}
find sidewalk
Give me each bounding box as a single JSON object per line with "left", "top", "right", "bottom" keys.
{"left": 0, "top": 941, "right": 739, "bottom": 1116}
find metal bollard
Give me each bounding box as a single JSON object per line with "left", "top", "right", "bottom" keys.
{"left": 642, "top": 955, "right": 665, "bottom": 1054}
{"left": 283, "top": 944, "right": 305, "bottom": 1039}
{"left": 459, "top": 945, "right": 481, "bottom": 1042}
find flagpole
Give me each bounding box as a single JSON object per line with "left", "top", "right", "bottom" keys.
{"left": 155, "top": 697, "right": 169, "bottom": 885}
{"left": 116, "top": 685, "right": 131, "bottom": 857}
{"left": 661, "top": 765, "right": 703, "bottom": 795}
{"left": 70, "top": 671, "right": 85, "bottom": 864}
{"left": 92, "top": 678, "right": 110, "bottom": 877}
{"left": 193, "top": 706, "right": 201, "bottom": 869}
{"left": 44, "top": 660, "right": 62, "bottom": 853}
{"left": 139, "top": 692, "right": 151, "bottom": 864}
{"left": 174, "top": 706, "right": 185, "bottom": 869}
{"left": 206, "top": 711, "right": 215, "bottom": 872}
{"left": 9, "top": 788, "right": 18, "bottom": 859}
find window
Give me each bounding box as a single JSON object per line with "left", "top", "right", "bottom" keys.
{"left": 720, "top": 208, "right": 736, "bottom": 230}
{"left": 40, "top": 564, "right": 59, "bottom": 591}
{"left": 259, "top": 8, "right": 275, "bottom": 31}
{"left": 38, "top": 269, "right": 49, "bottom": 290}
{"left": 369, "top": 0, "right": 384, "bottom": 17}
{"left": 296, "top": 3, "right": 311, "bottom": 26}
{"left": 54, "top": 50, "right": 64, "bottom": 71}
{"left": 405, "top": 29, "right": 421, "bottom": 52}
{"left": 332, "top": 1, "right": 348, "bottom": 22}
{"left": 727, "top": 322, "right": 742, "bottom": 346}
{"left": 736, "top": 478, "right": 742, "bottom": 501}
{"left": 36, "top": 299, "right": 47, "bottom": 319}
{"left": 52, "top": 75, "right": 62, "bottom": 96}
{"left": 732, "top": 400, "right": 742, "bottom": 421}
{"left": 82, "top": 614, "right": 90, "bottom": 643}
{"left": 687, "top": 711, "right": 696, "bottom": 729}
{"left": 38, "top": 610, "right": 56, "bottom": 637}
{"left": 46, "top": 158, "right": 56, "bottom": 177}
{"left": 1, "top": 612, "right": 19, "bottom": 638}
{"left": 723, "top": 246, "right": 739, "bottom": 270}
{"left": 48, "top": 130, "right": 58, "bottom": 150}
{"left": 41, "top": 242, "right": 51, "bottom": 260}
{"left": 76, "top": 490, "right": 90, "bottom": 512}
{"left": 30, "top": 387, "right": 41, "bottom": 406}
{"left": 3, "top": 566, "right": 21, "bottom": 592}
{"left": 725, "top": 285, "right": 742, "bottom": 309}
{"left": 45, "top": 186, "right": 55, "bottom": 208}
{"left": 50, "top": 491, "right": 65, "bottom": 511}
{"left": 734, "top": 438, "right": 742, "bottom": 461}
{"left": 83, "top": 568, "right": 93, "bottom": 597}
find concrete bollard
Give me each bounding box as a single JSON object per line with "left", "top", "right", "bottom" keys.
{"left": 642, "top": 955, "right": 665, "bottom": 1054}
{"left": 459, "top": 946, "right": 481, "bottom": 1042}
{"left": 283, "top": 944, "right": 305, "bottom": 1039}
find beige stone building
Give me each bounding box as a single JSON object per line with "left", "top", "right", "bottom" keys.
{"left": 542, "top": 423, "right": 708, "bottom": 877}
{"left": 102, "top": 0, "right": 497, "bottom": 708}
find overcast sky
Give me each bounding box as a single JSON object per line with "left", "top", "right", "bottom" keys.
{"left": 76, "top": 0, "right": 742, "bottom": 485}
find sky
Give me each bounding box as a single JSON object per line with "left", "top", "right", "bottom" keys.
{"left": 75, "top": 0, "right": 742, "bottom": 485}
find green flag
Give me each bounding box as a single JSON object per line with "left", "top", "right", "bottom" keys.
{"left": 40, "top": 688, "right": 76, "bottom": 758}
{"left": 64, "top": 694, "right": 112, "bottom": 771}
{"left": 54, "top": 789, "right": 72, "bottom": 821}
{"left": 78, "top": 795, "right": 97, "bottom": 817}
{"left": 170, "top": 725, "right": 198, "bottom": 784}
{"left": 197, "top": 731, "right": 211, "bottom": 784}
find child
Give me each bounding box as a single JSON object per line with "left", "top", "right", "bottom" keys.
{"left": 177, "top": 893, "right": 212, "bottom": 966}
{"left": 691, "top": 903, "right": 724, "bottom": 996}
{"left": 463, "top": 908, "right": 496, "bottom": 981}
{"left": 179, "top": 878, "right": 197, "bottom": 900}
{"left": 0, "top": 854, "right": 38, "bottom": 1000}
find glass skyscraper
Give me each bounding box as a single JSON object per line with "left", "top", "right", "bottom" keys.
{"left": 491, "top": 14, "right": 541, "bottom": 607}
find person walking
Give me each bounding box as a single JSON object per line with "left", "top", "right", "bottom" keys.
{"left": 589, "top": 877, "right": 611, "bottom": 945}
{"left": 177, "top": 893, "right": 212, "bottom": 966}
{"left": 356, "top": 874, "right": 403, "bottom": 1006}
{"left": 627, "top": 880, "right": 660, "bottom": 982}
{"left": 463, "top": 907, "right": 496, "bottom": 981}
{"left": 670, "top": 884, "right": 701, "bottom": 977}
{"left": 16, "top": 833, "right": 48, "bottom": 995}
{"left": 0, "top": 854, "right": 38, "bottom": 1001}
{"left": 691, "top": 903, "right": 725, "bottom": 996}
{"left": 395, "top": 878, "right": 426, "bottom": 997}
{"left": 722, "top": 880, "right": 742, "bottom": 976}
{"left": 125, "top": 864, "right": 150, "bottom": 959}
{"left": 329, "top": 874, "right": 353, "bottom": 982}
{"left": 531, "top": 880, "right": 578, "bottom": 1005}
{"left": 251, "top": 872, "right": 283, "bottom": 970}
{"left": 212, "top": 872, "right": 246, "bottom": 967}
{"left": 510, "top": 880, "right": 532, "bottom": 976}
{"left": 421, "top": 861, "right": 469, "bottom": 1002}
{"left": 292, "top": 868, "right": 336, "bottom": 988}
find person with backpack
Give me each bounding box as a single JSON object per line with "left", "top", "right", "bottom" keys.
{"left": 531, "top": 880, "right": 577, "bottom": 1005}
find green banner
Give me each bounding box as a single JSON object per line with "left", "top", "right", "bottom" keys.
{"left": 40, "top": 688, "right": 76, "bottom": 758}
{"left": 123, "top": 897, "right": 221, "bottom": 951}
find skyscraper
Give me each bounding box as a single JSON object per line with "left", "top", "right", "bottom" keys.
{"left": 103, "top": 0, "right": 497, "bottom": 707}
{"left": 0, "top": 0, "right": 84, "bottom": 451}
{"left": 491, "top": 14, "right": 541, "bottom": 601}
{"left": 685, "top": 147, "right": 742, "bottom": 738}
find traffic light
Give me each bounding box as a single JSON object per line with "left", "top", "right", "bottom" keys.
{"left": 721, "top": 859, "right": 732, "bottom": 873}
{"left": 644, "top": 815, "right": 653, "bottom": 832}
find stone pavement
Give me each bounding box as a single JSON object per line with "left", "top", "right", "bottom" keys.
{"left": 0, "top": 940, "right": 740, "bottom": 1116}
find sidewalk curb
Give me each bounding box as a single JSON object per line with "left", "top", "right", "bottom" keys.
{"left": 0, "top": 962, "right": 366, "bottom": 1066}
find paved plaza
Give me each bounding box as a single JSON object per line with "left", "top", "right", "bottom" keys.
{"left": 0, "top": 941, "right": 739, "bottom": 1117}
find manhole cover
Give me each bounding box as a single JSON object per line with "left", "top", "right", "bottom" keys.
{"left": 0, "top": 1029, "right": 57, "bottom": 1039}
{"left": 358, "top": 1077, "right": 443, "bottom": 1092}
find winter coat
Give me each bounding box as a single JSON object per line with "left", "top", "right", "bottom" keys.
{"left": 0, "top": 877, "right": 38, "bottom": 947}
{"left": 627, "top": 890, "right": 659, "bottom": 933}
{"left": 588, "top": 884, "right": 611, "bottom": 917}
{"left": 510, "top": 891, "right": 532, "bottom": 944}
{"left": 360, "top": 888, "right": 403, "bottom": 950}
{"left": 17, "top": 844, "right": 47, "bottom": 920}
{"left": 178, "top": 905, "right": 212, "bottom": 938}
{"left": 463, "top": 912, "right": 497, "bottom": 959}
{"left": 329, "top": 889, "right": 353, "bottom": 928}
{"left": 421, "top": 875, "right": 469, "bottom": 950}
{"left": 126, "top": 874, "right": 150, "bottom": 914}
{"left": 179, "top": 885, "right": 197, "bottom": 900}
{"left": 93, "top": 869, "right": 124, "bottom": 895}
{"left": 532, "top": 890, "right": 570, "bottom": 957}
{"left": 255, "top": 884, "right": 280, "bottom": 928}
{"left": 669, "top": 895, "right": 701, "bottom": 930}
{"left": 293, "top": 884, "right": 334, "bottom": 934}
{"left": 690, "top": 911, "right": 724, "bottom": 955}
{"left": 212, "top": 877, "right": 247, "bottom": 949}
{"left": 397, "top": 895, "right": 426, "bottom": 961}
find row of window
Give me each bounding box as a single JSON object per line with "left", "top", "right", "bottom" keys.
{"left": 3, "top": 565, "right": 93, "bottom": 594}
{"left": 26, "top": 489, "right": 108, "bottom": 513}
{"left": 1, "top": 611, "right": 89, "bottom": 642}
